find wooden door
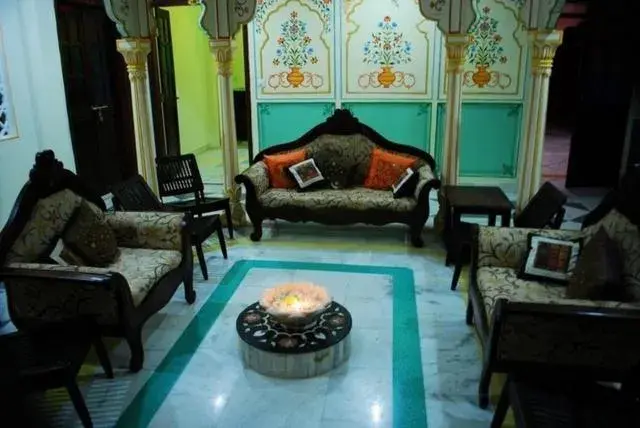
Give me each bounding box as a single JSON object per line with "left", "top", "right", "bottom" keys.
{"left": 150, "top": 8, "right": 181, "bottom": 157}
{"left": 55, "top": 0, "right": 134, "bottom": 195}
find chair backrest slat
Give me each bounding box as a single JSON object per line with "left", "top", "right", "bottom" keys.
{"left": 110, "top": 175, "right": 163, "bottom": 211}
{"left": 156, "top": 154, "right": 205, "bottom": 199}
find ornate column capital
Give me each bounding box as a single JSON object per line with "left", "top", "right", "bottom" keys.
{"left": 116, "top": 38, "right": 152, "bottom": 81}
{"left": 529, "top": 30, "right": 563, "bottom": 77}
{"left": 209, "top": 38, "right": 233, "bottom": 77}
{"left": 444, "top": 33, "right": 470, "bottom": 73}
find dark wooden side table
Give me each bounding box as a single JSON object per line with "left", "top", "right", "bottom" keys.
{"left": 443, "top": 185, "right": 512, "bottom": 266}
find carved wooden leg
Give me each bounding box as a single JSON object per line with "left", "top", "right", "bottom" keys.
{"left": 410, "top": 224, "right": 424, "bottom": 248}
{"left": 491, "top": 377, "right": 511, "bottom": 428}
{"left": 479, "top": 363, "right": 492, "bottom": 409}
{"left": 126, "top": 327, "right": 145, "bottom": 373}
{"left": 250, "top": 218, "right": 263, "bottom": 242}
{"left": 184, "top": 266, "right": 196, "bottom": 304}
{"left": 66, "top": 378, "right": 93, "bottom": 428}
{"left": 465, "top": 300, "right": 474, "bottom": 326}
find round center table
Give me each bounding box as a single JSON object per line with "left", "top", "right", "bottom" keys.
{"left": 236, "top": 301, "right": 352, "bottom": 378}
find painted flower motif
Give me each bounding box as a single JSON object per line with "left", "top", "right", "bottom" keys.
{"left": 273, "top": 10, "right": 319, "bottom": 68}
{"left": 328, "top": 315, "right": 345, "bottom": 326}
{"left": 466, "top": 6, "right": 507, "bottom": 67}
{"left": 310, "top": 57, "right": 318, "bottom": 64}
{"left": 363, "top": 16, "right": 412, "bottom": 66}
{"left": 278, "top": 337, "right": 299, "bottom": 348}
{"left": 244, "top": 313, "right": 262, "bottom": 324}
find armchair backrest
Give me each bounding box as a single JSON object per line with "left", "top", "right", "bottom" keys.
{"left": 156, "top": 154, "right": 205, "bottom": 199}
{"left": 0, "top": 150, "right": 105, "bottom": 265}
{"left": 514, "top": 181, "right": 567, "bottom": 229}
{"left": 111, "top": 175, "right": 163, "bottom": 211}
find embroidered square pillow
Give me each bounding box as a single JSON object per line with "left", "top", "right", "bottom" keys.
{"left": 288, "top": 158, "right": 326, "bottom": 191}
{"left": 392, "top": 167, "right": 419, "bottom": 198}
{"left": 263, "top": 149, "right": 307, "bottom": 189}
{"left": 519, "top": 233, "right": 582, "bottom": 284}
{"left": 364, "top": 148, "right": 417, "bottom": 190}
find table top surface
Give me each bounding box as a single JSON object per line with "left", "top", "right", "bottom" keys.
{"left": 445, "top": 185, "right": 512, "bottom": 211}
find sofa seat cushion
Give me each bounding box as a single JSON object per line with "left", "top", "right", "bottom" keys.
{"left": 259, "top": 188, "right": 417, "bottom": 212}
{"left": 108, "top": 247, "right": 182, "bottom": 306}
{"left": 476, "top": 267, "right": 640, "bottom": 320}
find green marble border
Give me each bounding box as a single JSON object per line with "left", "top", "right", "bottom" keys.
{"left": 116, "top": 260, "right": 427, "bottom": 428}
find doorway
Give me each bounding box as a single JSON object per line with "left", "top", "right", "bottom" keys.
{"left": 55, "top": 0, "right": 136, "bottom": 195}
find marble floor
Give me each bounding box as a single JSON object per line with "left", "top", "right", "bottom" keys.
{"left": 3, "top": 186, "right": 607, "bottom": 428}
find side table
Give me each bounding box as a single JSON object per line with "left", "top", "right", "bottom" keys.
{"left": 443, "top": 185, "right": 512, "bottom": 271}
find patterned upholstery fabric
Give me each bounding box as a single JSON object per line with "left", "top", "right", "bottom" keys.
{"left": 241, "top": 161, "right": 270, "bottom": 196}
{"left": 306, "top": 134, "right": 375, "bottom": 187}
{"left": 259, "top": 187, "right": 417, "bottom": 212}
{"left": 7, "top": 189, "right": 83, "bottom": 263}
{"left": 8, "top": 247, "right": 182, "bottom": 309}
{"left": 105, "top": 211, "right": 184, "bottom": 251}
{"left": 476, "top": 266, "right": 640, "bottom": 319}
{"left": 413, "top": 165, "right": 436, "bottom": 199}
{"left": 583, "top": 209, "right": 640, "bottom": 290}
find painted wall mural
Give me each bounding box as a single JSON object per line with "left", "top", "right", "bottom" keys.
{"left": 255, "top": 0, "right": 333, "bottom": 97}
{"left": 342, "top": 0, "right": 437, "bottom": 97}
{"left": 441, "top": 0, "right": 526, "bottom": 99}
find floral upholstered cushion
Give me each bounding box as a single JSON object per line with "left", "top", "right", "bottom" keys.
{"left": 583, "top": 209, "right": 640, "bottom": 289}
{"left": 7, "top": 189, "right": 83, "bottom": 263}
{"left": 104, "top": 211, "right": 184, "bottom": 251}
{"left": 476, "top": 266, "right": 640, "bottom": 320}
{"left": 259, "top": 188, "right": 417, "bottom": 212}
{"left": 364, "top": 148, "right": 418, "bottom": 190}
{"left": 240, "top": 161, "right": 270, "bottom": 196}
{"left": 263, "top": 149, "right": 307, "bottom": 188}
{"left": 63, "top": 201, "right": 119, "bottom": 267}
{"left": 306, "top": 134, "right": 375, "bottom": 188}
{"left": 8, "top": 247, "right": 182, "bottom": 308}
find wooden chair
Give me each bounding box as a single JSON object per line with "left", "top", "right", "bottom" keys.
{"left": 110, "top": 175, "right": 227, "bottom": 280}
{"left": 450, "top": 182, "right": 567, "bottom": 290}
{"left": 155, "top": 154, "right": 234, "bottom": 239}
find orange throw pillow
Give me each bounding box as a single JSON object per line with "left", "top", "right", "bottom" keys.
{"left": 364, "top": 148, "right": 417, "bottom": 190}
{"left": 263, "top": 149, "right": 307, "bottom": 188}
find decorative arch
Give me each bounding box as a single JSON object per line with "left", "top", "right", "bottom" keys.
{"left": 198, "top": 0, "right": 257, "bottom": 39}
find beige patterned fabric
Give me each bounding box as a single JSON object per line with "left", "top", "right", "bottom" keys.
{"left": 240, "top": 161, "right": 270, "bottom": 196}
{"left": 8, "top": 247, "right": 182, "bottom": 308}
{"left": 259, "top": 187, "right": 417, "bottom": 212}
{"left": 583, "top": 209, "right": 640, "bottom": 289}
{"left": 476, "top": 266, "right": 640, "bottom": 319}
{"left": 306, "top": 134, "right": 376, "bottom": 187}
{"left": 7, "top": 189, "right": 83, "bottom": 263}
{"left": 105, "top": 211, "right": 184, "bottom": 251}
{"left": 477, "top": 227, "right": 583, "bottom": 269}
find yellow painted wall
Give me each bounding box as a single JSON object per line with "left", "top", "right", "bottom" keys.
{"left": 232, "top": 30, "right": 246, "bottom": 91}
{"left": 164, "top": 6, "right": 220, "bottom": 154}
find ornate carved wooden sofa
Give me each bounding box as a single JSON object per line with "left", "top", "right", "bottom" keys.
{"left": 467, "top": 169, "right": 640, "bottom": 408}
{"left": 235, "top": 109, "right": 441, "bottom": 247}
{"left": 0, "top": 151, "right": 195, "bottom": 372}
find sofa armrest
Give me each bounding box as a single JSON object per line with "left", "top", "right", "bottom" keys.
{"left": 1, "top": 262, "right": 132, "bottom": 327}
{"left": 413, "top": 164, "right": 440, "bottom": 200}
{"left": 475, "top": 226, "right": 583, "bottom": 269}
{"left": 235, "top": 161, "right": 269, "bottom": 197}
{"left": 104, "top": 211, "right": 186, "bottom": 251}
{"left": 491, "top": 299, "right": 640, "bottom": 375}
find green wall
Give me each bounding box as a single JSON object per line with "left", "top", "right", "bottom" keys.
{"left": 164, "top": 7, "right": 220, "bottom": 154}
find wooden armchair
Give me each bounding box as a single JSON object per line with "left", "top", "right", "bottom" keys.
{"left": 0, "top": 151, "right": 195, "bottom": 372}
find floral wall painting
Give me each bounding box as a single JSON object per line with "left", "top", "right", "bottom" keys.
{"left": 270, "top": 10, "right": 323, "bottom": 89}
{"left": 256, "top": 0, "right": 333, "bottom": 97}
{"left": 343, "top": 0, "right": 436, "bottom": 97}
{"left": 441, "top": 0, "right": 527, "bottom": 99}
{"left": 464, "top": 6, "right": 511, "bottom": 89}
{"left": 361, "top": 16, "right": 415, "bottom": 89}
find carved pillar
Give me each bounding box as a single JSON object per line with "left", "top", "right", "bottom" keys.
{"left": 116, "top": 38, "right": 158, "bottom": 194}
{"left": 516, "top": 30, "right": 563, "bottom": 211}
{"left": 210, "top": 38, "right": 246, "bottom": 226}
{"left": 434, "top": 33, "right": 469, "bottom": 232}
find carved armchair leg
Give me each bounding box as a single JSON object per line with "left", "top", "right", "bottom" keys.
{"left": 479, "top": 362, "right": 492, "bottom": 409}
{"left": 126, "top": 326, "right": 145, "bottom": 373}
{"left": 184, "top": 267, "right": 196, "bottom": 304}
{"left": 465, "top": 300, "right": 474, "bottom": 326}
{"left": 410, "top": 224, "right": 425, "bottom": 248}
{"left": 249, "top": 217, "right": 263, "bottom": 242}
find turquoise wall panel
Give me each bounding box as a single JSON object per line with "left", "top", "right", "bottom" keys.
{"left": 257, "top": 103, "right": 335, "bottom": 150}
{"left": 434, "top": 102, "right": 521, "bottom": 177}
{"left": 343, "top": 103, "right": 431, "bottom": 152}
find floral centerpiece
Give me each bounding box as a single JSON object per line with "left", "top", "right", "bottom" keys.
{"left": 363, "top": 16, "right": 412, "bottom": 88}
{"left": 260, "top": 283, "right": 332, "bottom": 329}
{"left": 272, "top": 11, "right": 319, "bottom": 88}
{"left": 466, "top": 6, "right": 507, "bottom": 88}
